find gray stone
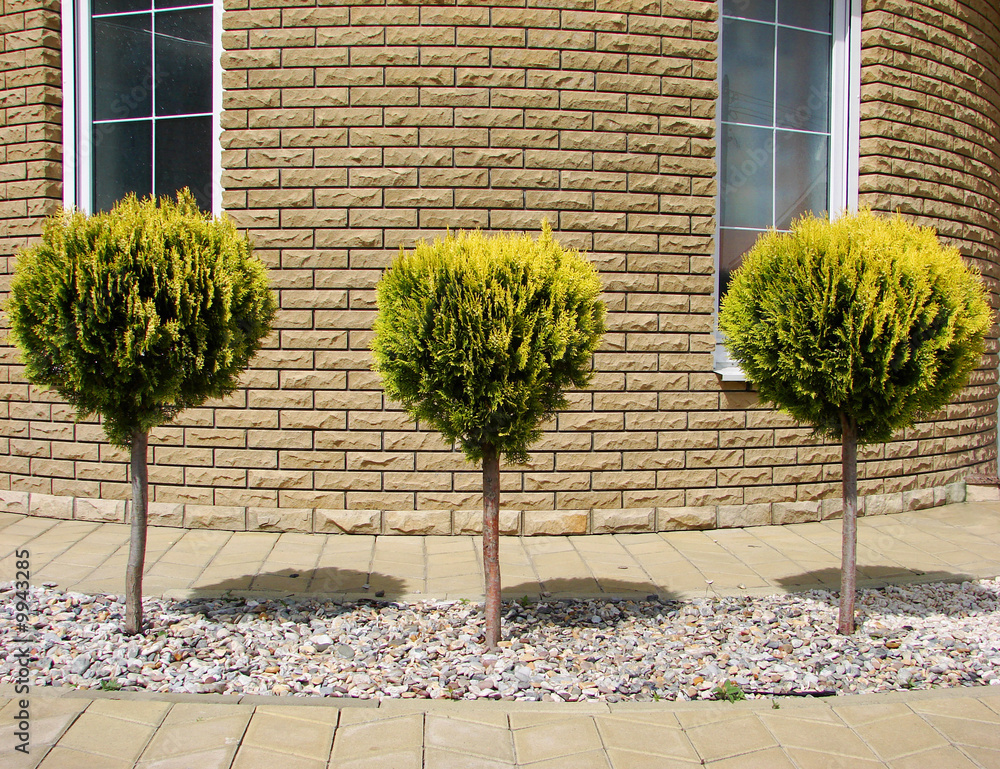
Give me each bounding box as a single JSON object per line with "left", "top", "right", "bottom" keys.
{"left": 311, "top": 634, "right": 333, "bottom": 652}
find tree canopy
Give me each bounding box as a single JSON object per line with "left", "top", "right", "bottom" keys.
{"left": 372, "top": 223, "right": 606, "bottom": 464}
{"left": 719, "top": 208, "right": 992, "bottom": 445}
{"left": 8, "top": 189, "right": 276, "bottom": 447}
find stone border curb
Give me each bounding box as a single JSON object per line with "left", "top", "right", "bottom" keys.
{"left": 3, "top": 679, "right": 998, "bottom": 713}
{"left": 0, "top": 482, "right": 965, "bottom": 536}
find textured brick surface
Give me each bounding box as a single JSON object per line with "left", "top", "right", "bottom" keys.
{"left": 0, "top": 0, "right": 997, "bottom": 532}
{"left": 858, "top": 0, "right": 1000, "bottom": 493}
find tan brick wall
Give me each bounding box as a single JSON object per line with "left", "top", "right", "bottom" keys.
{"left": 0, "top": 0, "right": 997, "bottom": 534}
{"left": 858, "top": 0, "right": 1000, "bottom": 485}
{"left": 0, "top": 0, "right": 62, "bottom": 496}
{"left": 212, "top": 0, "right": 724, "bottom": 517}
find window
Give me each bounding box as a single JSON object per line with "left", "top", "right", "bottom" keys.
{"left": 62, "top": 0, "right": 221, "bottom": 212}
{"left": 714, "top": 0, "right": 860, "bottom": 379}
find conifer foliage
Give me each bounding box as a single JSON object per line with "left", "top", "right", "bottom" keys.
{"left": 373, "top": 224, "right": 605, "bottom": 648}
{"left": 8, "top": 190, "right": 276, "bottom": 634}
{"left": 720, "top": 209, "right": 991, "bottom": 633}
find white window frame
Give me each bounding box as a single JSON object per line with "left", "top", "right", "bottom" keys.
{"left": 713, "top": 0, "right": 862, "bottom": 381}
{"left": 62, "top": 0, "right": 223, "bottom": 214}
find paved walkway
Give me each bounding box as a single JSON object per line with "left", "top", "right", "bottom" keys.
{"left": 1, "top": 500, "right": 999, "bottom": 768}
{"left": 1, "top": 501, "right": 999, "bottom": 602}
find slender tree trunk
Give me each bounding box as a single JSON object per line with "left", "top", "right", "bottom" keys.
{"left": 482, "top": 442, "right": 502, "bottom": 649}
{"left": 125, "top": 429, "right": 149, "bottom": 635}
{"left": 838, "top": 412, "right": 858, "bottom": 635}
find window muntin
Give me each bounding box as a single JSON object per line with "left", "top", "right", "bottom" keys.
{"left": 718, "top": 0, "right": 834, "bottom": 295}
{"left": 714, "top": 0, "right": 859, "bottom": 379}
{"left": 64, "top": 0, "right": 220, "bottom": 213}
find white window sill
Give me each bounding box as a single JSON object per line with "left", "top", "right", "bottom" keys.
{"left": 713, "top": 364, "right": 748, "bottom": 382}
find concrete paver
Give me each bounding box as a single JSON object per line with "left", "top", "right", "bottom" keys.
{"left": 331, "top": 711, "right": 423, "bottom": 769}
{"left": 511, "top": 714, "right": 605, "bottom": 764}
{"left": 0, "top": 500, "right": 998, "bottom": 767}
{"left": 680, "top": 713, "right": 778, "bottom": 763}
{"left": 136, "top": 702, "right": 252, "bottom": 769}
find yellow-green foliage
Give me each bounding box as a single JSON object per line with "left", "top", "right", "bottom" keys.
{"left": 719, "top": 209, "right": 992, "bottom": 444}
{"left": 372, "top": 224, "right": 606, "bottom": 464}
{"left": 7, "top": 190, "right": 277, "bottom": 447}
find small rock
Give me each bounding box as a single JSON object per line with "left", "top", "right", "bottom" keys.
{"left": 311, "top": 635, "right": 333, "bottom": 652}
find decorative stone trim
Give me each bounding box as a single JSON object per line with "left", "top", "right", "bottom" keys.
{"left": 0, "top": 482, "right": 967, "bottom": 536}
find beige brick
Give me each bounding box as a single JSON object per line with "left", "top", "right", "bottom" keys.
{"left": 146, "top": 502, "right": 185, "bottom": 527}
{"left": 522, "top": 510, "right": 589, "bottom": 536}
{"left": 717, "top": 504, "right": 771, "bottom": 529}
{"left": 864, "top": 492, "right": 904, "bottom": 516}
{"left": 313, "top": 508, "right": 379, "bottom": 534}
{"left": 902, "top": 487, "right": 937, "bottom": 510}
{"left": 28, "top": 492, "right": 72, "bottom": 519}
{"left": 184, "top": 504, "right": 246, "bottom": 530}
{"left": 592, "top": 507, "right": 654, "bottom": 534}
{"left": 248, "top": 507, "right": 312, "bottom": 532}
{"left": 452, "top": 508, "right": 521, "bottom": 535}
{"left": 657, "top": 505, "right": 715, "bottom": 531}
{"left": 771, "top": 501, "right": 822, "bottom": 525}
{"left": 74, "top": 497, "right": 126, "bottom": 523}
{"left": 383, "top": 510, "right": 451, "bottom": 535}
{"left": 0, "top": 489, "right": 29, "bottom": 514}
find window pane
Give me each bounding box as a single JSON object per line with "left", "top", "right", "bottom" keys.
{"left": 156, "top": 116, "right": 212, "bottom": 210}
{"left": 155, "top": 8, "right": 213, "bottom": 117}
{"left": 722, "top": 0, "right": 775, "bottom": 22}
{"left": 93, "top": 16, "right": 152, "bottom": 120}
{"left": 776, "top": 27, "right": 831, "bottom": 132}
{"left": 93, "top": 120, "right": 152, "bottom": 211}
{"left": 720, "top": 123, "right": 773, "bottom": 229}
{"left": 778, "top": 0, "right": 832, "bottom": 32}
{"left": 719, "top": 228, "right": 764, "bottom": 295}
{"left": 720, "top": 19, "right": 775, "bottom": 126}
{"left": 93, "top": 0, "right": 151, "bottom": 14}
{"left": 156, "top": 0, "right": 210, "bottom": 7}
{"left": 775, "top": 130, "right": 829, "bottom": 229}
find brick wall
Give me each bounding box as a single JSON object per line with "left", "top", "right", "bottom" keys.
{"left": 0, "top": 0, "right": 997, "bottom": 534}
{"left": 0, "top": 0, "right": 62, "bottom": 498}
{"left": 858, "top": 0, "right": 1000, "bottom": 490}
{"left": 213, "top": 0, "right": 725, "bottom": 527}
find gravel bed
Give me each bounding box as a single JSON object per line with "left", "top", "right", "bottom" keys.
{"left": 2, "top": 579, "right": 999, "bottom": 702}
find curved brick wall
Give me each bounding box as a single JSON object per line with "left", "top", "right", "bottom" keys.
{"left": 857, "top": 0, "right": 1000, "bottom": 490}
{"left": 0, "top": 0, "right": 996, "bottom": 534}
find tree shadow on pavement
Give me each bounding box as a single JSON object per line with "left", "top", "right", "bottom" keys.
{"left": 774, "top": 565, "right": 986, "bottom": 616}
{"left": 183, "top": 566, "right": 408, "bottom": 601}
{"left": 503, "top": 576, "right": 680, "bottom": 604}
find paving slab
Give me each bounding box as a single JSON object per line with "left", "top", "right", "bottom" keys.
{"left": 1, "top": 501, "right": 999, "bottom": 767}
{"left": 511, "top": 715, "right": 605, "bottom": 764}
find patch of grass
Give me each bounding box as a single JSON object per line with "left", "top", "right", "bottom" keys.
{"left": 99, "top": 679, "right": 122, "bottom": 692}
{"left": 712, "top": 680, "right": 746, "bottom": 703}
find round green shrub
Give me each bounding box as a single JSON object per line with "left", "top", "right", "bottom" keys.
{"left": 7, "top": 190, "right": 277, "bottom": 447}
{"left": 719, "top": 208, "right": 992, "bottom": 444}
{"left": 372, "top": 224, "right": 606, "bottom": 464}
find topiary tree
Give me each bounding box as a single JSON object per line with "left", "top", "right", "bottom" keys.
{"left": 719, "top": 208, "right": 992, "bottom": 634}
{"left": 7, "top": 190, "right": 276, "bottom": 634}
{"left": 372, "top": 224, "right": 606, "bottom": 648}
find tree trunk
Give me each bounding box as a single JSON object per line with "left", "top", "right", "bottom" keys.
{"left": 838, "top": 412, "right": 858, "bottom": 635}
{"left": 125, "top": 429, "right": 149, "bottom": 635}
{"left": 482, "top": 442, "right": 501, "bottom": 649}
